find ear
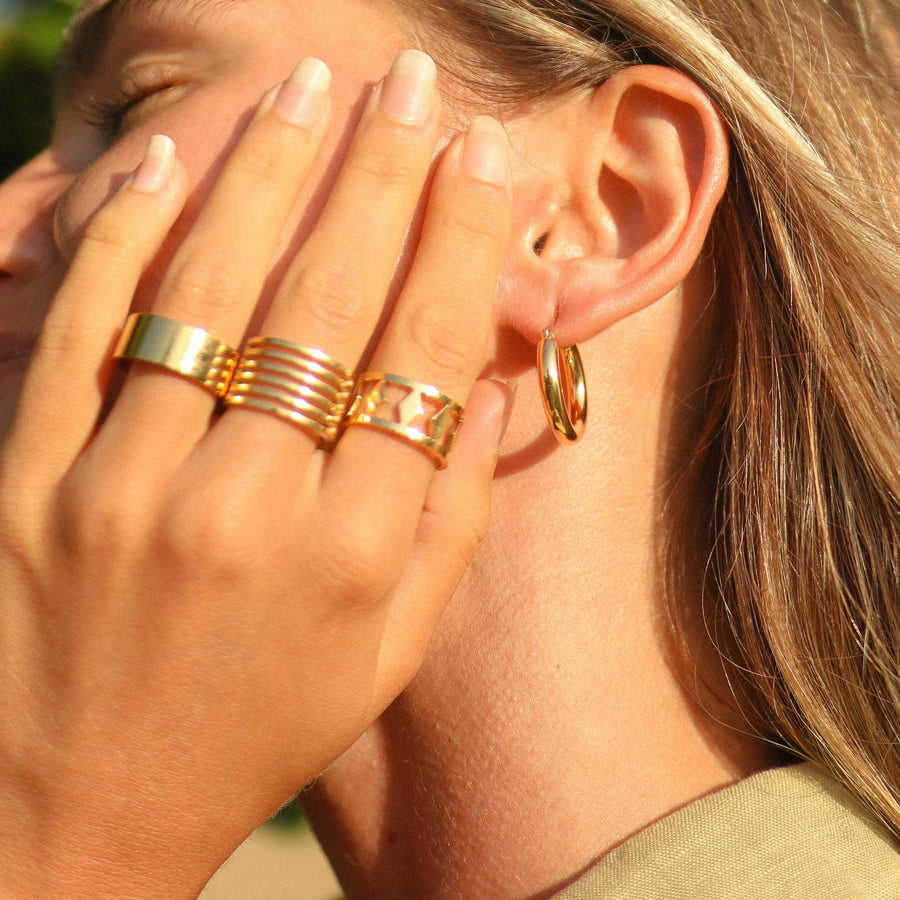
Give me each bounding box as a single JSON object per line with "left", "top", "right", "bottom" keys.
{"left": 498, "top": 65, "right": 729, "bottom": 345}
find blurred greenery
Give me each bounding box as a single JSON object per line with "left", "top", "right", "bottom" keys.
{"left": 266, "top": 796, "right": 309, "bottom": 833}
{"left": 0, "top": 0, "right": 76, "bottom": 178}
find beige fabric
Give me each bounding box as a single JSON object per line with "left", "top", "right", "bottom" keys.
{"left": 554, "top": 764, "right": 900, "bottom": 899}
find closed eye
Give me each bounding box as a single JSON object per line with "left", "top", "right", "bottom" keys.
{"left": 79, "top": 79, "right": 185, "bottom": 142}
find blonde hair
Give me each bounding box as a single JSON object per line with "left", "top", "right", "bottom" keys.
{"left": 395, "top": 0, "right": 900, "bottom": 835}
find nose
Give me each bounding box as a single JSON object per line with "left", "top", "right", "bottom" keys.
{"left": 0, "top": 150, "right": 71, "bottom": 279}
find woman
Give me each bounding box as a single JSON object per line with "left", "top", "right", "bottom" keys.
{"left": 0, "top": 0, "right": 898, "bottom": 897}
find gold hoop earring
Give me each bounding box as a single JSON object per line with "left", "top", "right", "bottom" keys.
{"left": 538, "top": 328, "right": 587, "bottom": 444}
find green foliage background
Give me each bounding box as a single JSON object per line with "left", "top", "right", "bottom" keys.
{"left": 0, "top": 0, "right": 76, "bottom": 178}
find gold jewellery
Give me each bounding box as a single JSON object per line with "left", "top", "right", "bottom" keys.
{"left": 344, "top": 372, "right": 464, "bottom": 469}
{"left": 113, "top": 315, "right": 585, "bottom": 455}
{"left": 113, "top": 312, "right": 239, "bottom": 398}
{"left": 223, "top": 337, "right": 355, "bottom": 447}
{"left": 538, "top": 328, "right": 587, "bottom": 443}
{"left": 114, "top": 313, "right": 467, "bottom": 466}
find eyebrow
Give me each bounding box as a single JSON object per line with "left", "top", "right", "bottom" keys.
{"left": 60, "top": 0, "right": 156, "bottom": 89}
{"left": 57, "top": 0, "right": 237, "bottom": 97}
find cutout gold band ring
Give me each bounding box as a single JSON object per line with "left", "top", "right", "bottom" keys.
{"left": 344, "top": 372, "right": 464, "bottom": 469}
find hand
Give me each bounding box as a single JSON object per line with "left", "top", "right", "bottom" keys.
{"left": 0, "top": 52, "right": 511, "bottom": 898}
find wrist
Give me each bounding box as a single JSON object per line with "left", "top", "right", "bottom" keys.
{"left": 0, "top": 783, "right": 239, "bottom": 900}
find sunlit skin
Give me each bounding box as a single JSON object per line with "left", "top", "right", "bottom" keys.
{"left": 0, "top": 1, "right": 779, "bottom": 897}
{"left": 0, "top": 0, "right": 410, "bottom": 435}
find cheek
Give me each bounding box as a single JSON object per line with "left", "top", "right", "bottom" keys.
{"left": 51, "top": 77, "right": 369, "bottom": 329}
{"left": 52, "top": 118, "right": 236, "bottom": 264}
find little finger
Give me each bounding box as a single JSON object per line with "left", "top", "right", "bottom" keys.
{"left": 370, "top": 378, "right": 512, "bottom": 710}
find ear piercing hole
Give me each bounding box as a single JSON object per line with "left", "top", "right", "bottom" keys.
{"left": 533, "top": 232, "right": 549, "bottom": 256}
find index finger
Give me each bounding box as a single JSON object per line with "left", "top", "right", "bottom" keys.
{"left": 4, "top": 136, "right": 186, "bottom": 483}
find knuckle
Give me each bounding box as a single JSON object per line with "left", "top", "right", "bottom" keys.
{"left": 406, "top": 301, "right": 474, "bottom": 379}
{"left": 156, "top": 487, "right": 253, "bottom": 578}
{"left": 81, "top": 208, "right": 141, "bottom": 261}
{"left": 228, "top": 143, "right": 298, "bottom": 187}
{"left": 164, "top": 258, "right": 250, "bottom": 317}
{"left": 442, "top": 203, "right": 506, "bottom": 244}
{"left": 422, "top": 498, "right": 489, "bottom": 567}
{"left": 349, "top": 148, "right": 417, "bottom": 192}
{"left": 0, "top": 494, "right": 34, "bottom": 564}
{"left": 289, "top": 262, "right": 369, "bottom": 340}
{"left": 34, "top": 316, "right": 94, "bottom": 359}
{"left": 58, "top": 475, "right": 142, "bottom": 561}
{"left": 316, "top": 523, "right": 397, "bottom": 607}
{"left": 463, "top": 496, "right": 492, "bottom": 548}
{"left": 156, "top": 515, "right": 227, "bottom": 576}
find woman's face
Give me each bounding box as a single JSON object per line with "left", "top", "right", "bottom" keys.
{"left": 0, "top": 0, "right": 412, "bottom": 435}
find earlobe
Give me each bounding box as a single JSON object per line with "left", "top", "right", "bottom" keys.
{"left": 499, "top": 65, "right": 729, "bottom": 345}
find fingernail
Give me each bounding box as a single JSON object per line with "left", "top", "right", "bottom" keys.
{"left": 256, "top": 84, "right": 280, "bottom": 117}
{"left": 378, "top": 49, "right": 437, "bottom": 125}
{"left": 462, "top": 117, "right": 510, "bottom": 187}
{"left": 274, "top": 57, "right": 332, "bottom": 127}
{"left": 132, "top": 134, "right": 176, "bottom": 192}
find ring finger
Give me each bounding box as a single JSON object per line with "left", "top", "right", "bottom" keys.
{"left": 326, "top": 115, "right": 512, "bottom": 520}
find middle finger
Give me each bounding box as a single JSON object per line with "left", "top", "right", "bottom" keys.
{"left": 214, "top": 50, "right": 443, "bottom": 461}
{"left": 261, "top": 49, "right": 442, "bottom": 362}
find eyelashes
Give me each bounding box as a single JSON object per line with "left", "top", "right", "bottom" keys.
{"left": 79, "top": 79, "right": 183, "bottom": 142}
{"left": 80, "top": 92, "right": 149, "bottom": 142}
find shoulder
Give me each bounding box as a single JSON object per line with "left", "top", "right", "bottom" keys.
{"left": 555, "top": 764, "right": 900, "bottom": 899}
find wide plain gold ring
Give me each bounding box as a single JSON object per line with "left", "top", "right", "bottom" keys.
{"left": 344, "top": 372, "right": 464, "bottom": 469}
{"left": 223, "top": 336, "right": 355, "bottom": 447}
{"left": 113, "top": 313, "right": 239, "bottom": 398}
